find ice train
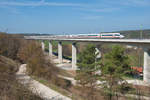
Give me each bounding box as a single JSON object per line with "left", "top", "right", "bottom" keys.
{"left": 66, "top": 33, "right": 124, "bottom": 39}
{"left": 25, "top": 33, "right": 125, "bottom": 39}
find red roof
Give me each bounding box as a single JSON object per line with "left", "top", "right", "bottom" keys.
{"left": 131, "top": 67, "right": 143, "bottom": 73}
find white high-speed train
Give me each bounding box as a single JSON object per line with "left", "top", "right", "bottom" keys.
{"left": 66, "top": 33, "right": 124, "bottom": 39}
{"left": 25, "top": 33, "right": 125, "bottom": 39}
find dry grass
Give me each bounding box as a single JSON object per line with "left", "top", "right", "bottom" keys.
{"left": 0, "top": 55, "right": 42, "bottom": 100}
{"left": 18, "top": 40, "right": 72, "bottom": 90}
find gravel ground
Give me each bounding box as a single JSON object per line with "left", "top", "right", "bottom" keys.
{"left": 16, "top": 64, "right": 72, "bottom": 100}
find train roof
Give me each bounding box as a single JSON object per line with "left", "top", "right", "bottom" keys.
{"left": 78, "top": 34, "right": 99, "bottom": 35}
{"left": 100, "top": 33, "right": 120, "bottom": 34}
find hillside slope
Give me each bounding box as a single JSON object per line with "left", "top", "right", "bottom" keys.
{"left": 117, "top": 29, "right": 150, "bottom": 39}
{"left": 0, "top": 55, "right": 42, "bottom": 100}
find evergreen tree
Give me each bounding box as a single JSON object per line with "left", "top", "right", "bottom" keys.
{"left": 75, "top": 44, "right": 100, "bottom": 100}
{"left": 100, "top": 45, "right": 131, "bottom": 100}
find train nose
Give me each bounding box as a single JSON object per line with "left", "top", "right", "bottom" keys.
{"left": 120, "top": 35, "right": 125, "bottom": 38}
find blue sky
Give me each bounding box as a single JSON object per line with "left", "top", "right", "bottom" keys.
{"left": 0, "top": 0, "right": 150, "bottom": 34}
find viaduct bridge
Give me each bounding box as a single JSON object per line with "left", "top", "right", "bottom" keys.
{"left": 24, "top": 36, "right": 150, "bottom": 83}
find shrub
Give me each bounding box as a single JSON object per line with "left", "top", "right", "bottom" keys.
{"left": 0, "top": 55, "right": 42, "bottom": 100}
{"left": 0, "top": 33, "right": 21, "bottom": 60}
{"left": 63, "top": 44, "right": 72, "bottom": 57}
{"left": 51, "top": 77, "right": 72, "bottom": 89}
{"left": 18, "top": 40, "right": 72, "bottom": 89}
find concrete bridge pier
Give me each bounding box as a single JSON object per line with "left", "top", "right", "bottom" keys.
{"left": 41, "top": 40, "right": 45, "bottom": 51}
{"left": 72, "top": 43, "right": 77, "bottom": 70}
{"left": 143, "top": 48, "right": 150, "bottom": 83}
{"left": 49, "top": 41, "right": 53, "bottom": 58}
{"left": 95, "top": 48, "right": 101, "bottom": 59}
{"left": 58, "top": 41, "right": 63, "bottom": 63}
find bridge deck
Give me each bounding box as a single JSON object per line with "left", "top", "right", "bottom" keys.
{"left": 24, "top": 36, "right": 150, "bottom": 44}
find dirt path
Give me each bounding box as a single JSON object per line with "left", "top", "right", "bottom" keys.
{"left": 16, "top": 64, "right": 72, "bottom": 100}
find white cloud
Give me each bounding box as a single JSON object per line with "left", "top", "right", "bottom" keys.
{"left": 0, "top": 1, "right": 86, "bottom": 7}
{"left": 0, "top": 1, "right": 119, "bottom": 13}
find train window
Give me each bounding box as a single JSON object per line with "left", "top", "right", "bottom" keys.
{"left": 102, "top": 34, "right": 113, "bottom": 36}
{"left": 88, "top": 35, "right": 98, "bottom": 36}
{"left": 115, "top": 34, "right": 120, "bottom": 36}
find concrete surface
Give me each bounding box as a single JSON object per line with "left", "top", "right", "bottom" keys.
{"left": 143, "top": 48, "right": 150, "bottom": 83}
{"left": 24, "top": 36, "right": 150, "bottom": 44}
{"left": 58, "top": 42, "right": 63, "bottom": 63}
{"left": 127, "top": 79, "right": 150, "bottom": 87}
{"left": 72, "top": 43, "right": 77, "bottom": 70}
{"left": 41, "top": 41, "right": 45, "bottom": 51}
{"left": 56, "top": 63, "right": 73, "bottom": 70}
{"left": 49, "top": 41, "right": 53, "bottom": 58}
